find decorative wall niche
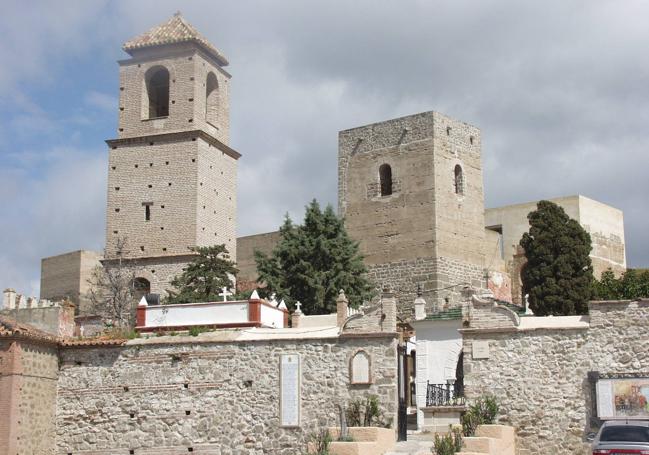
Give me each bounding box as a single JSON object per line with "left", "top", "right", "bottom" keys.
{"left": 349, "top": 350, "right": 372, "bottom": 385}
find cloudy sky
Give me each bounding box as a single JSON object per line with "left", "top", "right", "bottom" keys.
{"left": 1, "top": 0, "right": 648, "bottom": 296}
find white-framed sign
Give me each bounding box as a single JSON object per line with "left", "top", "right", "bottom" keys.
{"left": 472, "top": 341, "right": 490, "bottom": 359}
{"left": 597, "top": 377, "right": 649, "bottom": 420}
{"left": 280, "top": 354, "right": 301, "bottom": 427}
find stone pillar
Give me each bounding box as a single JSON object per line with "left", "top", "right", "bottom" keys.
{"left": 2, "top": 289, "right": 16, "bottom": 310}
{"left": 247, "top": 292, "right": 261, "bottom": 326}
{"left": 0, "top": 341, "right": 23, "bottom": 455}
{"left": 17, "top": 295, "right": 26, "bottom": 309}
{"left": 380, "top": 288, "right": 397, "bottom": 333}
{"left": 414, "top": 285, "right": 427, "bottom": 321}
{"left": 336, "top": 290, "right": 348, "bottom": 327}
{"left": 58, "top": 300, "right": 76, "bottom": 338}
{"left": 135, "top": 297, "right": 147, "bottom": 328}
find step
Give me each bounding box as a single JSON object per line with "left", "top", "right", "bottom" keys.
{"left": 462, "top": 436, "right": 497, "bottom": 453}
{"left": 329, "top": 441, "right": 376, "bottom": 455}
{"left": 475, "top": 425, "right": 515, "bottom": 440}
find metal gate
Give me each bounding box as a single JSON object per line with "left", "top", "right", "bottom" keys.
{"left": 397, "top": 344, "right": 408, "bottom": 441}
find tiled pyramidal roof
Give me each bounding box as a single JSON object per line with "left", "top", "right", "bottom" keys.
{"left": 123, "top": 12, "right": 228, "bottom": 66}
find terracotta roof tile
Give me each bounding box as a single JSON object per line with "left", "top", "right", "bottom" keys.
{"left": 0, "top": 316, "right": 57, "bottom": 343}
{"left": 59, "top": 338, "right": 127, "bottom": 347}
{"left": 123, "top": 12, "right": 228, "bottom": 66}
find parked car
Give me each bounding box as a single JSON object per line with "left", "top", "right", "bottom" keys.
{"left": 589, "top": 420, "right": 649, "bottom": 454}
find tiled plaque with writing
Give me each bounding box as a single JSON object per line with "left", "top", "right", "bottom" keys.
{"left": 280, "top": 354, "right": 301, "bottom": 427}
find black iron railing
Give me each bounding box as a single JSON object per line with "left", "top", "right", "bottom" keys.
{"left": 426, "top": 381, "right": 465, "bottom": 407}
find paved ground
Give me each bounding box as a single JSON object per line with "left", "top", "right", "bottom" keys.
{"left": 386, "top": 433, "right": 435, "bottom": 455}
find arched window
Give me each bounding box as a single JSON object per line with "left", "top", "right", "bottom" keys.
{"left": 454, "top": 164, "right": 464, "bottom": 195}
{"left": 132, "top": 277, "right": 151, "bottom": 304}
{"left": 205, "top": 72, "right": 219, "bottom": 126}
{"left": 145, "top": 67, "right": 169, "bottom": 118}
{"left": 379, "top": 164, "right": 392, "bottom": 196}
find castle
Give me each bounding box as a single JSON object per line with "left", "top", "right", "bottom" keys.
{"left": 0, "top": 14, "right": 639, "bottom": 455}
{"left": 37, "top": 13, "right": 626, "bottom": 319}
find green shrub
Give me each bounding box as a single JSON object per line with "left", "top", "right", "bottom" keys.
{"left": 433, "top": 427, "right": 463, "bottom": 455}
{"left": 345, "top": 395, "right": 384, "bottom": 427}
{"left": 307, "top": 428, "right": 332, "bottom": 455}
{"left": 461, "top": 395, "right": 499, "bottom": 437}
{"left": 188, "top": 326, "right": 209, "bottom": 337}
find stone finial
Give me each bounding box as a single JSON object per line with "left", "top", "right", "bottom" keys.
{"left": 294, "top": 301, "right": 303, "bottom": 315}
{"left": 269, "top": 293, "right": 278, "bottom": 306}
{"left": 337, "top": 290, "right": 349, "bottom": 327}
{"left": 138, "top": 296, "right": 148, "bottom": 307}
{"left": 278, "top": 299, "right": 287, "bottom": 311}
{"left": 250, "top": 290, "right": 260, "bottom": 300}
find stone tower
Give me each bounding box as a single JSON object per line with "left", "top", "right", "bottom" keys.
{"left": 338, "top": 111, "right": 486, "bottom": 317}
{"left": 104, "top": 13, "right": 239, "bottom": 296}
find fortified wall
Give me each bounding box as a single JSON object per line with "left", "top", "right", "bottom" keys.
{"left": 462, "top": 298, "right": 649, "bottom": 455}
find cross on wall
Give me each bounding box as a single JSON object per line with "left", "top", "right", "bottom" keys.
{"left": 219, "top": 287, "right": 233, "bottom": 302}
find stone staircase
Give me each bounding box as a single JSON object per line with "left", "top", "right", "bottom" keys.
{"left": 457, "top": 425, "right": 515, "bottom": 455}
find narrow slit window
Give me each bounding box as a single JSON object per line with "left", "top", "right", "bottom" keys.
{"left": 454, "top": 165, "right": 464, "bottom": 195}
{"left": 379, "top": 164, "right": 392, "bottom": 196}
{"left": 143, "top": 202, "right": 153, "bottom": 221}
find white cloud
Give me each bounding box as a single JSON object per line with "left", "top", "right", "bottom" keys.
{"left": 84, "top": 91, "right": 117, "bottom": 112}
{"left": 2, "top": 0, "right": 649, "bottom": 298}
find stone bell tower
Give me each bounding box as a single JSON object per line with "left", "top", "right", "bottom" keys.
{"left": 104, "top": 13, "right": 239, "bottom": 296}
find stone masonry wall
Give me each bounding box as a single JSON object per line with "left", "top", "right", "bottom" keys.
{"left": 56, "top": 335, "right": 397, "bottom": 455}
{"left": 102, "top": 254, "right": 194, "bottom": 298}
{"left": 367, "top": 255, "right": 484, "bottom": 320}
{"left": 0, "top": 339, "right": 59, "bottom": 455}
{"left": 462, "top": 299, "right": 649, "bottom": 455}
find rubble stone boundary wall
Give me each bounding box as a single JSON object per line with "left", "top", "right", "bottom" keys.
{"left": 462, "top": 299, "right": 649, "bottom": 455}
{"left": 56, "top": 334, "right": 398, "bottom": 454}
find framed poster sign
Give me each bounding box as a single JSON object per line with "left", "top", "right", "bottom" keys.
{"left": 280, "top": 354, "right": 301, "bottom": 427}
{"left": 597, "top": 377, "right": 649, "bottom": 419}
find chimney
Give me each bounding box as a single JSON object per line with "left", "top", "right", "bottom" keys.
{"left": 380, "top": 287, "right": 397, "bottom": 332}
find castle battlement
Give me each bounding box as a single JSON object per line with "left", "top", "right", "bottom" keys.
{"left": 2, "top": 288, "right": 67, "bottom": 310}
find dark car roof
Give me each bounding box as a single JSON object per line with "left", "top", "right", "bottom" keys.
{"left": 602, "top": 420, "right": 649, "bottom": 428}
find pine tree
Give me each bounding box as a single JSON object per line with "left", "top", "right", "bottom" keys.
{"left": 520, "top": 200, "right": 593, "bottom": 316}
{"left": 166, "top": 244, "right": 238, "bottom": 304}
{"left": 254, "top": 199, "right": 375, "bottom": 314}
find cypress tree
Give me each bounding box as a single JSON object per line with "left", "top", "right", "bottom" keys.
{"left": 520, "top": 200, "right": 593, "bottom": 316}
